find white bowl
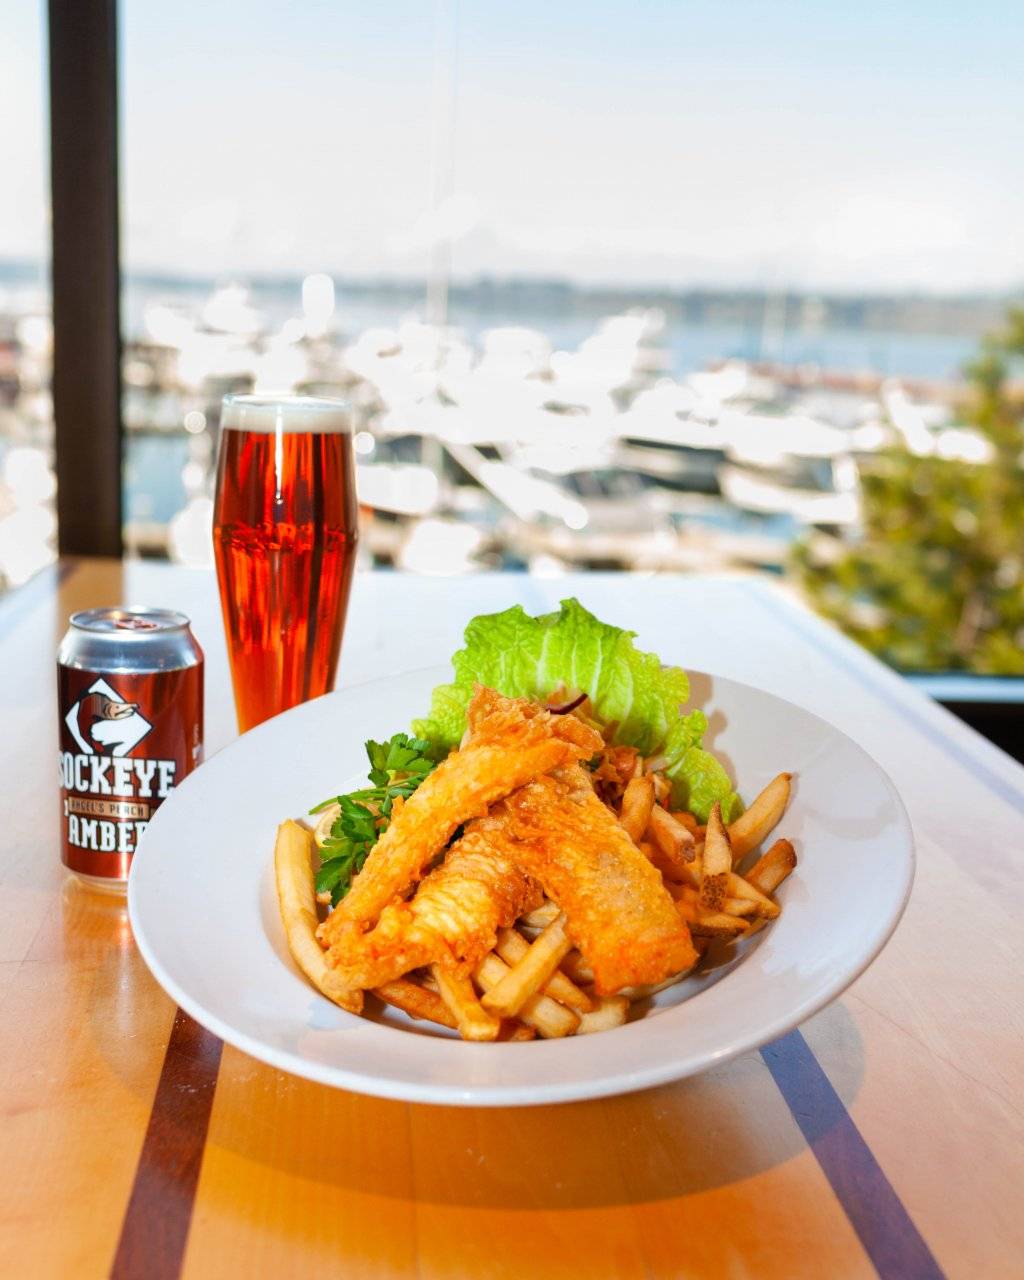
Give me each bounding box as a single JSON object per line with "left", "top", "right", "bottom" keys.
{"left": 129, "top": 665, "right": 913, "bottom": 1106}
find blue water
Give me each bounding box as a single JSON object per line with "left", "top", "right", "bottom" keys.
{"left": 669, "top": 324, "right": 973, "bottom": 381}
{"left": 120, "top": 278, "right": 980, "bottom": 383}
{"left": 437, "top": 307, "right": 975, "bottom": 381}
{"left": 124, "top": 434, "right": 191, "bottom": 523}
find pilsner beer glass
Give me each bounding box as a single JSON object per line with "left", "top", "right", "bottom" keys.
{"left": 212, "top": 395, "right": 359, "bottom": 732}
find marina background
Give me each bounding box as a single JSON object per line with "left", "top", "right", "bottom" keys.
{"left": 3, "top": 0, "right": 1022, "bottom": 679}
{"left": 0, "top": 258, "right": 1014, "bottom": 576}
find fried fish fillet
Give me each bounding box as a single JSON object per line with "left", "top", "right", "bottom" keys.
{"left": 318, "top": 687, "right": 602, "bottom": 951}
{"left": 325, "top": 819, "right": 542, "bottom": 988}
{"left": 492, "top": 767, "right": 698, "bottom": 994}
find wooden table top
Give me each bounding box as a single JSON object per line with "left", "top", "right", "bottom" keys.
{"left": 1, "top": 558, "right": 1022, "bottom": 1280}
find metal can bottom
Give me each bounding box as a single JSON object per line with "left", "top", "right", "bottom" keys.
{"left": 67, "top": 869, "right": 127, "bottom": 895}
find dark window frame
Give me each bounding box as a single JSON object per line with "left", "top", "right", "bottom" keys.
{"left": 48, "top": 0, "right": 123, "bottom": 556}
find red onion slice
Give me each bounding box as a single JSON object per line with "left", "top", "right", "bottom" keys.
{"left": 548, "top": 691, "right": 587, "bottom": 715}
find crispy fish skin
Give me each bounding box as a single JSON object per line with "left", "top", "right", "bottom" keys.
{"left": 318, "top": 687, "right": 602, "bottom": 949}
{"left": 493, "top": 767, "right": 698, "bottom": 995}
{"left": 326, "top": 820, "right": 542, "bottom": 987}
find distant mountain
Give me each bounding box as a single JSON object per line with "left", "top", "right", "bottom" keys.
{"left": 2, "top": 257, "right": 1020, "bottom": 336}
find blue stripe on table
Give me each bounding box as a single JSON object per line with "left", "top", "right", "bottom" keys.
{"left": 110, "top": 1010, "right": 223, "bottom": 1280}
{"left": 761, "top": 1030, "right": 945, "bottom": 1279}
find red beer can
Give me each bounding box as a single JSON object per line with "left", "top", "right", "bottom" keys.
{"left": 57, "top": 607, "right": 204, "bottom": 890}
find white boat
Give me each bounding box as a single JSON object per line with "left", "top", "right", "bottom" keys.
{"left": 719, "top": 464, "right": 859, "bottom": 526}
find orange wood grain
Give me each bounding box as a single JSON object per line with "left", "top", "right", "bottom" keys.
{"left": 183, "top": 1050, "right": 418, "bottom": 1279}
{"left": 178, "top": 1050, "right": 873, "bottom": 1280}
{"left": 0, "top": 881, "right": 176, "bottom": 1278}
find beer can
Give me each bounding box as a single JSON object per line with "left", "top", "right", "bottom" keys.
{"left": 57, "top": 607, "right": 204, "bottom": 891}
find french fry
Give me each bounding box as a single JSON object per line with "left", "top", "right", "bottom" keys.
{"left": 688, "top": 911, "right": 749, "bottom": 939}
{"left": 559, "top": 950, "right": 595, "bottom": 985}
{"left": 722, "top": 897, "right": 758, "bottom": 917}
{"left": 641, "top": 839, "right": 696, "bottom": 888}
{"left": 519, "top": 900, "right": 561, "bottom": 930}
{"left": 646, "top": 805, "right": 696, "bottom": 879}
{"left": 650, "top": 772, "right": 671, "bottom": 806}
{"left": 699, "top": 802, "right": 732, "bottom": 912}
{"left": 431, "top": 965, "right": 500, "bottom": 1042}
{"left": 494, "top": 928, "right": 593, "bottom": 1013}
{"left": 374, "top": 979, "right": 456, "bottom": 1029}
{"left": 671, "top": 810, "right": 700, "bottom": 835}
{"left": 498, "top": 1020, "right": 537, "bottom": 1042}
{"left": 726, "top": 871, "right": 781, "bottom": 918}
{"left": 673, "top": 891, "right": 698, "bottom": 919}
{"left": 639, "top": 837, "right": 667, "bottom": 873}
{"left": 675, "top": 891, "right": 748, "bottom": 938}
{"left": 746, "top": 838, "right": 798, "bottom": 895}
{"left": 619, "top": 775, "right": 656, "bottom": 844}
{"left": 475, "top": 953, "right": 579, "bottom": 1038}
{"left": 577, "top": 996, "right": 629, "bottom": 1034}
{"left": 661, "top": 844, "right": 702, "bottom": 889}
{"left": 648, "top": 804, "right": 696, "bottom": 857}
{"left": 274, "top": 820, "right": 363, "bottom": 1014}
{"left": 482, "top": 915, "right": 574, "bottom": 1018}
{"left": 728, "top": 773, "right": 792, "bottom": 862}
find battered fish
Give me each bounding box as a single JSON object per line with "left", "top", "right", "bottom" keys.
{"left": 318, "top": 687, "right": 602, "bottom": 952}
{"left": 326, "top": 819, "right": 542, "bottom": 988}
{"left": 493, "top": 767, "right": 698, "bottom": 994}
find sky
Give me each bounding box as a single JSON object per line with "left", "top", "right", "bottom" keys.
{"left": 3, "top": 0, "right": 1024, "bottom": 292}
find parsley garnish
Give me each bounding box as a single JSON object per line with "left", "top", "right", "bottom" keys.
{"left": 310, "top": 733, "right": 436, "bottom": 906}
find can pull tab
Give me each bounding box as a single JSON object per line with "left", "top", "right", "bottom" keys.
{"left": 114, "top": 617, "right": 159, "bottom": 631}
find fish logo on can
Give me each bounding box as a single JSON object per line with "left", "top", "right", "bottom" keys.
{"left": 58, "top": 607, "right": 204, "bottom": 890}
{"left": 65, "top": 680, "right": 153, "bottom": 756}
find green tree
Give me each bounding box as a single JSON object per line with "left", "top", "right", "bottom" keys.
{"left": 793, "top": 307, "right": 1024, "bottom": 673}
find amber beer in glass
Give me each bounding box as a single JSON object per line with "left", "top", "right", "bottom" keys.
{"left": 213, "top": 395, "right": 358, "bottom": 731}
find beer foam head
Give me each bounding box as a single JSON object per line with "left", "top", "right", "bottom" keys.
{"left": 221, "top": 394, "right": 351, "bottom": 433}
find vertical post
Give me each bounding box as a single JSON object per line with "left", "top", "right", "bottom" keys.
{"left": 48, "top": 0, "right": 123, "bottom": 556}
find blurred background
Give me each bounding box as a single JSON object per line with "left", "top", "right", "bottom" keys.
{"left": 3, "top": 2, "right": 1023, "bottom": 701}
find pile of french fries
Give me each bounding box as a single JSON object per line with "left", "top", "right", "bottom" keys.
{"left": 274, "top": 762, "right": 796, "bottom": 1042}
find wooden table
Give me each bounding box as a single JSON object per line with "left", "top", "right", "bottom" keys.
{"left": 2, "top": 558, "right": 1022, "bottom": 1280}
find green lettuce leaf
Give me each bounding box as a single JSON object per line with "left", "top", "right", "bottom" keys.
{"left": 412, "top": 598, "right": 741, "bottom": 820}
{"left": 671, "top": 746, "right": 743, "bottom": 823}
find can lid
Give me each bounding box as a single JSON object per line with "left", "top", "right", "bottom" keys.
{"left": 69, "top": 607, "right": 192, "bottom": 634}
